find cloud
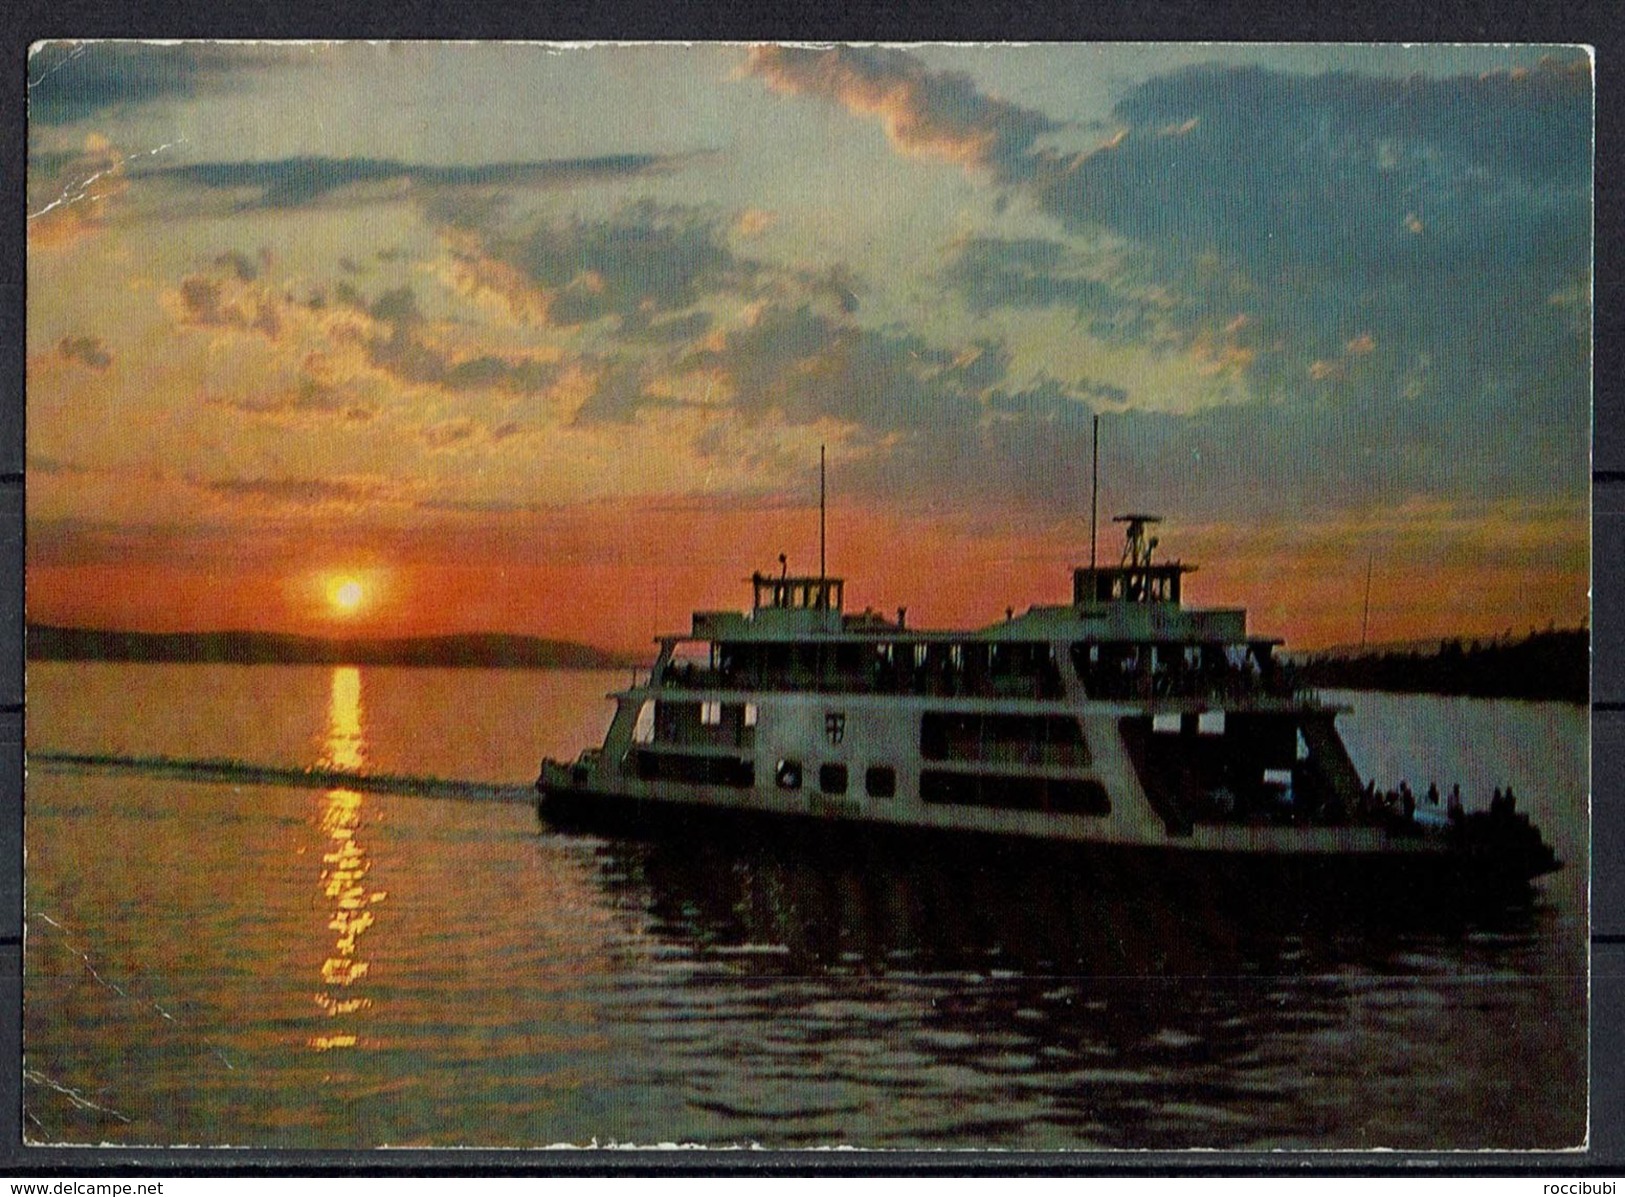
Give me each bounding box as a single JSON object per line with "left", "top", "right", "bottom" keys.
{"left": 167, "top": 261, "right": 565, "bottom": 401}
{"left": 745, "top": 45, "right": 1059, "bottom": 180}
{"left": 902, "top": 53, "right": 1590, "bottom": 510}
{"left": 335, "top": 284, "right": 564, "bottom": 397}
{"left": 939, "top": 235, "right": 1172, "bottom": 343}
{"left": 28, "top": 41, "right": 309, "bottom": 127}
{"left": 194, "top": 474, "right": 396, "bottom": 509}
{"left": 1028, "top": 58, "right": 1591, "bottom": 273}
{"left": 57, "top": 334, "right": 112, "bottom": 371}
{"left": 433, "top": 199, "right": 760, "bottom": 332}
{"left": 214, "top": 248, "right": 263, "bottom": 282}
{"left": 27, "top": 134, "right": 130, "bottom": 250}
{"left": 205, "top": 378, "right": 378, "bottom": 425}
{"left": 678, "top": 302, "right": 991, "bottom": 434}
{"left": 129, "top": 152, "right": 694, "bottom": 213}
{"left": 416, "top": 416, "right": 525, "bottom": 452}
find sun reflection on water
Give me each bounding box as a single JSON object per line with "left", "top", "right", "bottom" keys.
{"left": 311, "top": 666, "right": 385, "bottom": 1052}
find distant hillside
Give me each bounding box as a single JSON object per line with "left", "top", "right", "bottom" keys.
{"left": 26, "top": 625, "right": 634, "bottom": 670}
{"left": 1294, "top": 628, "right": 1588, "bottom": 704}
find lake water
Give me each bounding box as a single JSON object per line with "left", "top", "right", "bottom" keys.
{"left": 23, "top": 662, "right": 1589, "bottom": 1150}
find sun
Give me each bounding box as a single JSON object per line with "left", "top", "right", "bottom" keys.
{"left": 328, "top": 577, "right": 366, "bottom": 615}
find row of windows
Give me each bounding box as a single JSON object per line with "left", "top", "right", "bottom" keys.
{"left": 775, "top": 758, "right": 896, "bottom": 799}
{"left": 919, "top": 770, "right": 1111, "bottom": 816}
{"left": 919, "top": 712, "right": 1089, "bottom": 765}
{"left": 632, "top": 749, "right": 1108, "bottom": 818}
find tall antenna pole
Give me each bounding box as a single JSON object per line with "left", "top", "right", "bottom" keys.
{"left": 819, "top": 444, "right": 827, "bottom": 588}
{"left": 1089, "top": 414, "right": 1100, "bottom": 573}
{"left": 1360, "top": 551, "right": 1374, "bottom": 650}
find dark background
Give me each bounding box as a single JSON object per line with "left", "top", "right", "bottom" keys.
{"left": 2, "top": 0, "right": 1620, "bottom": 1176}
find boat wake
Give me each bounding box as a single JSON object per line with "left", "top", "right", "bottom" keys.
{"left": 27, "top": 750, "right": 531, "bottom": 804}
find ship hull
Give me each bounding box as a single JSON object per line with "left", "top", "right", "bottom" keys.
{"left": 536, "top": 779, "right": 1556, "bottom": 902}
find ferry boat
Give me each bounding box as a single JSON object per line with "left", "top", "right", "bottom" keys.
{"left": 536, "top": 514, "right": 1560, "bottom": 892}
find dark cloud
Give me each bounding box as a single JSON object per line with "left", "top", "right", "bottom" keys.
{"left": 28, "top": 41, "right": 308, "bottom": 127}
{"left": 908, "top": 54, "right": 1591, "bottom": 511}
{"left": 131, "top": 152, "right": 691, "bottom": 212}
{"left": 173, "top": 273, "right": 283, "bottom": 341}
{"left": 570, "top": 359, "right": 659, "bottom": 426}
{"left": 940, "top": 236, "right": 1173, "bottom": 343}
{"left": 680, "top": 303, "right": 989, "bottom": 433}
{"left": 173, "top": 260, "right": 565, "bottom": 400}
{"left": 213, "top": 249, "right": 260, "bottom": 282}
{"left": 1029, "top": 60, "right": 1591, "bottom": 279}
{"left": 439, "top": 199, "right": 760, "bottom": 331}
{"left": 334, "top": 284, "right": 564, "bottom": 397}
{"left": 57, "top": 334, "right": 112, "bottom": 371}
{"left": 623, "top": 310, "right": 714, "bottom": 345}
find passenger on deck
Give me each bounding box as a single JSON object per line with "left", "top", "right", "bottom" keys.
{"left": 1401, "top": 783, "right": 1416, "bottom": 822}
{"left": 1426, "top": 782, "right": 1440, "bottom": 807}
{"left": 1448, "top": 784, "right": 1464, "bottom": 821}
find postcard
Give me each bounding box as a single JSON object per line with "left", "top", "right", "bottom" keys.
{"left": 24, "top": 41, "right": 1591, "bottom": 1151}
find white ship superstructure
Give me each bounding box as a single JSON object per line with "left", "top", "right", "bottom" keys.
{"left": 538, "top": 515, "right": 1558, "bottom": 886}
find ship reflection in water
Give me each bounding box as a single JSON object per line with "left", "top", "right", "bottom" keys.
{"left": 575, "top": 821, "right": 1574, "bottom": 1148}
{"left": 311, "top": 666, "right": 383, "bottom": 1053}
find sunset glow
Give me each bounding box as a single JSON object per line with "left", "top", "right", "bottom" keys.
{"left": 25, "top": 43, "right": 1591, "bottom": 653}
{"left": 329, "top": 579, "right": 365, "bottom": 615}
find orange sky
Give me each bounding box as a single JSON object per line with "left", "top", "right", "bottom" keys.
{"left": 25, "top": 498, "right": 1589, "bottom": 655}
{"left": 26, "top": 44, "right": 1591, "bottom": 655}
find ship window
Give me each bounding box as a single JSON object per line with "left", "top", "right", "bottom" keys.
{"left": 744, "top": 703, "right": 758, "bottom": 727}
{"left": 1152, "top": 712, "right": 1182, "bottom": 734}
{"left": 819, "top": 763, "right": 848, "bottom": 795}
{"left": 825, "top": 712, "right": 846, "bottom": 745}
{"left": 919, "top": 770, "right": 1110, "bottom": 816}
{"left": 1198, "top": 710, "right": 1225, "bottom": 735}
{"left": 775, "top": 758, "right": 802, "bottom": 790}
{"left": 632, "top": 700, "right": 655, "bottom": 744}
{"left": 866, "top": 765, "right": 896, "bottom": 799}
{"left": 701, "top": 701, "right": 722, "bottom": 725}
{"left": 634, "top": 750, "right": 754, "bottom": 788}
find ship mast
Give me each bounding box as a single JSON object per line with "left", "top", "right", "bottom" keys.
{"left": 819, "top": 444, "right": 826, "bottom": 598}
{"left": 1090, "top": 414, "right": 1100, "bottom": 573}
{"left": 1360, "top": 551, "right": 1373, "bottom": 649}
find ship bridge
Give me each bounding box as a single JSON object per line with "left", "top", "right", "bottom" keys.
{"left": 689, "top": 571, "right": 848, "bottom": 640}
{"left": 753, "top": 572, "right": 844, "bottom": 615}
{"left": 1072, "top": 514, "right": 1196, "bottom": 606}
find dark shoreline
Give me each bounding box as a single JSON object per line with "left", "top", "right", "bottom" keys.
{"left": 25, "top": 624, "right": 635, "bottom": 670}
{"left": 1295, "top": 628, "right": 1588, "bottom": 705}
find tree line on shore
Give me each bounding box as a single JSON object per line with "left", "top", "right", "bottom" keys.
{"left": 1294, "top": 628, "right": 1587, "bottom": 703}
